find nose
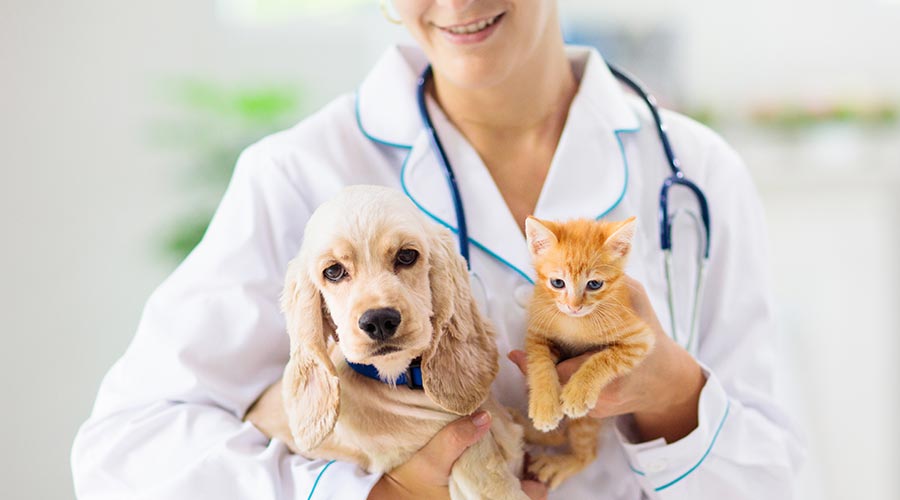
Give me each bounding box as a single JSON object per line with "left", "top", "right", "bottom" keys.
{"left": 567, "top": 305, "right": 583, "bottom": 314}
{"left": 358, "top": 308, "right": 402, "bottom": 341}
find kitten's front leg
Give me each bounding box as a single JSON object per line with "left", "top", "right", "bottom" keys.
{"left": 525, "top": 334, "right": 564, "bottom": 431}
{"left": 560, "top": 329, "right": 655, "bottom": 418}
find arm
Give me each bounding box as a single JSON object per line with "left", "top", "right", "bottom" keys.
{"left": 71, "top": 145, "right": 381, "bottom": 499}
{"left": 605, "top": 140, "right": 804, "bottom": 498}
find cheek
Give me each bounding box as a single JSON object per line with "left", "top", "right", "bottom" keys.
{"left": 320, "top": 289, "right": 349, "bottom": 329}
{"left": 392, "top": 0, "right": 430, "bottom": 32}
{"left": 401, "top": 268, "right": 433, "bottom": 317}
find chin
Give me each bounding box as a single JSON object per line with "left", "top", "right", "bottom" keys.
{"left": 442, "top": 56, "right": 512, "bottom": 89}
{"left": 368, "top": 350, "right": 419, "bottom": 381}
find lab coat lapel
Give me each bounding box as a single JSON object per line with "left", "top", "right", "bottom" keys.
{"left": 356, "top": 45, "right": 428, "bottom": 148}
{"left": 401, "top": 98, "right": 536, "bottom": 282}
{"left": 533, "top": 47, "right": 642, "bottom": 222}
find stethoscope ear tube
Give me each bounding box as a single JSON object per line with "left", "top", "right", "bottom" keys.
{"left": 417, "top": 65, "right": 472, "bottom": 268}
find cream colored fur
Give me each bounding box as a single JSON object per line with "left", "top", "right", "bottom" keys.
{"left": 279, "top": 185, "right": 527, "bottom": 500}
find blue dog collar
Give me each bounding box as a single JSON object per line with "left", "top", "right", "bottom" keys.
{"left": 347, "top": 357, "right": 424, "bottom": 390}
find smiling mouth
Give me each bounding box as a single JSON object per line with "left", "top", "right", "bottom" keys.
{"left": 438, "top": 13, "right": 504, "bottom": 35}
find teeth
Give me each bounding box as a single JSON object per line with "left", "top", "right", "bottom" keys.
{"left": 446, "top": 15, "right": 498, "bottom": 34}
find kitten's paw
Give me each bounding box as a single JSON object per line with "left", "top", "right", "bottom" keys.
{"left": 529, "top": 394, "right": 563, "bottom": 431}
{"left": 560, "top": 382, "right": 599, "bottom": 418}
{"left": 528, "top": 453, "right": 590, "bottom": 491}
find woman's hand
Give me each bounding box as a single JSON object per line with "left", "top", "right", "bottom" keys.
{"left": 247, "top": 385, "right": 547, "bottom": 499}
{"left": 509, "top": 276, "right": 707, "bottom": 443}
{"left": 368, "top": 412, "right": 547, "bottom": 500}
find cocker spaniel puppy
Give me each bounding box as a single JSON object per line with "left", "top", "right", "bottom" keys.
{"left": 280, "top": 185, "right": 526, "bottom": 499}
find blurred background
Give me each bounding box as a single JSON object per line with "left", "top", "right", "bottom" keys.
{"left": 2, "top": 0, "right": 898, "bottom": 498}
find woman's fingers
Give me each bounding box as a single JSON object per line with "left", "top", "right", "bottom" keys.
{"left": 507, "top": 350, "right": 528, "bottom": 374}
{"left": 405, "top": 411, "right": 493, "bottom": 483}
{"left": 521, "top": 479, "right": 549, "bottom": 500}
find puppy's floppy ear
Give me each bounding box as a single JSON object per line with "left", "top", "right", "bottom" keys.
{"left": 280, "top": 254, "right": 339, "bottom": 452}
{"left": 421, "top": 229, "right": 499, "bottom": 415}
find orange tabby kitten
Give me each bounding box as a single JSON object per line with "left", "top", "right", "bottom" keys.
{"left": 523, "top": 215, "right": 655, "bottom": 489}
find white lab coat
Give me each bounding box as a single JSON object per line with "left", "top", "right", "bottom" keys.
{"left": 71, "top": 45, "right": 804, "bottom": 499}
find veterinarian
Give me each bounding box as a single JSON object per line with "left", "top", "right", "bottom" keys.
{"left": 72, "top": 1, "right": 803, "bottom": 499}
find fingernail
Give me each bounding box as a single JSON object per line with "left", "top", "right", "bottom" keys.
{"left": 471, "top": 410, "right": 491, "bottom": 428}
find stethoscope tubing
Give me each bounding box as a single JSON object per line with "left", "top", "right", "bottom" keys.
{"left": 415, "top": 62, "right": 712, "bottom": 353}
{"left": 416, "top": 66, "right": 471, "bottom": 268}
{"left": 606, "top": 64, "right": 711, "bottom": 258}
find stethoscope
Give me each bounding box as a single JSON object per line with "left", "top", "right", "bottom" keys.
{"left": 415, "top": 64, "right": 711, "bottom": 354}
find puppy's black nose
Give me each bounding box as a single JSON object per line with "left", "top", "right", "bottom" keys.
{"left": 358, "top": 308, "right": 401, "bottom": 341}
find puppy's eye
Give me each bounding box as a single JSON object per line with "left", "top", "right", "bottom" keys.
{"left": 587, "top": 280, "right": 604, "bottom": 291}
{"left": 395, "top": 249, "right": 419, "bottom": 267}
{"left": 550, "top": 278, "right": 565, "bottom": 289}
{"left": 323, "top": 263, "right": 346, "bottom": 282}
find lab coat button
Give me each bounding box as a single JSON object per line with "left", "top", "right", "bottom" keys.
{"left": 646, "top": 459, "right": 668, "bottom": 474}
{"left": 514, "top": 285, "right": 533, "bottom": 308}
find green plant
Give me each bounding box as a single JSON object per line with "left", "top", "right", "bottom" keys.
{"left": 152, "top": 79, "right": 305, "bottom": 262}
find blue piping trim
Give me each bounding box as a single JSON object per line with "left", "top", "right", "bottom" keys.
{"left": 628, "top": 462, "right": 646, "bottom": 477}
{"left": 354, "top": 90, "right": 413, "bottom": 150}
{"left": 306, "top": 460, "right": 336, "bottom": 500}
{"left": 596, "top": 126, "right": 641, "bottom": 220}
{"left": 628, "top": 400, "right": 732, "bottom": 491}
{"left": 399, "top": 150, "right": 536, "bottom": 285}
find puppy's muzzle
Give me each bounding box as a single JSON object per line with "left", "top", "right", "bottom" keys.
{"left": 358, "top": 308, "right": 402, "bottom": 341}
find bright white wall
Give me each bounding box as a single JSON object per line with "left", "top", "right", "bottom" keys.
{"left": 1, "top": 1, "right": 898, "bottom": 499}
{"left": 750, "top": 150, "right": 900, "bottom": 500}
{"left": 564, "top": 0, "right": 900, "bottom": 107}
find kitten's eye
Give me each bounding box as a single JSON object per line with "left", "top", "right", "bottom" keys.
{"left": 395, "top": 249, "right": 419, "bottom": 267}
{"left": 550, "top": 278, "right": 566, "bottom": 289}
{"left": 587, "top": 280, "right": 604, "bottom": 291}
{"left": 323, "top": 263, "right": 346, "bottom": 282}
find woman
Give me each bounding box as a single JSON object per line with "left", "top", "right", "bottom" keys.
{"left": 72, "top": 1, "right": 803, "bottom": 499}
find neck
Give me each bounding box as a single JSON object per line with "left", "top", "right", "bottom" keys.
{"left": 430, "top": 28, "right": 577, "bottom": 139}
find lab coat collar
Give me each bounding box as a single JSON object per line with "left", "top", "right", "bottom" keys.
{"left": 356, "top": 45, "right": 428, "bottom": 148}
{"left": 357, "top": 45, "right": 642, "bottom": 283}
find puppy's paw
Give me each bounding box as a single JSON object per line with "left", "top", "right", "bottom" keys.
{"left": 560, "top": 382, "right": 599, "bottom": 418}
{"left": 529, "top": 394, "right": 563, "bottom": 432}
{"left": 528, "top": 453, "right": 589, "bottom": 491}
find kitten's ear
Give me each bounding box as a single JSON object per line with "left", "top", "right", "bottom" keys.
{"left": 525, "top": 216, "right": 558, "bottom": 257}
{"left": 603, "top": 216, "right": 637, "bottom": 259}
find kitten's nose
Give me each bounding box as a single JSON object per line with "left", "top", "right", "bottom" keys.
{"left": 358, "top": 308, "right": 401, "bottom": 341}
{"left": 567, "top": 305, "right": 583, "bottom": 314}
